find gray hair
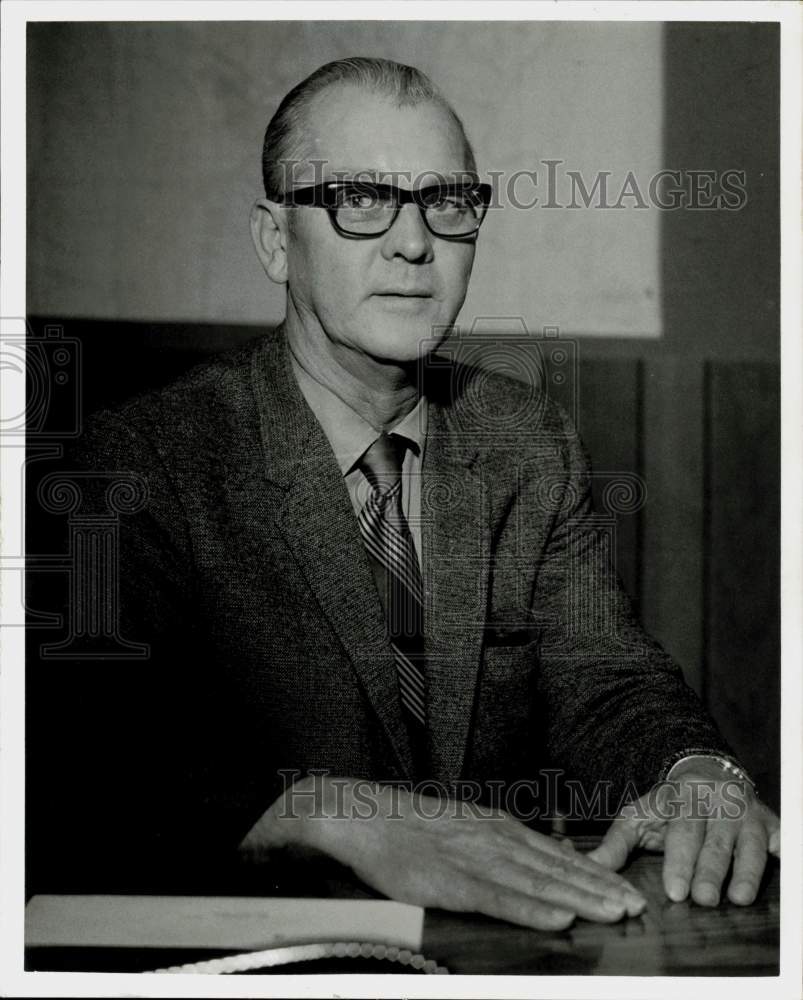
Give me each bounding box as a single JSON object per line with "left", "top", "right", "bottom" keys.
{"left": 261, "top": 56, "right": 477, "bottom": 199}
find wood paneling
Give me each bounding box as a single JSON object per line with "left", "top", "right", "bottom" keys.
{"left": 641, "top": 358, "right": 706, "bottom": 696}
{"left": 574, "top": 358, "right": 642, "bottom": 608}
{"left": 705, "top": 361, "right": 780, "bottom": 810}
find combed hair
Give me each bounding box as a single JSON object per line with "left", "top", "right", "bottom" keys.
{"left": 261, "top": 56, "right": 478, "bottom": 199}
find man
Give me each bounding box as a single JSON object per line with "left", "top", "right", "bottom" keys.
{"left": 42, "top": 57, "right": 778, "bottom": 929}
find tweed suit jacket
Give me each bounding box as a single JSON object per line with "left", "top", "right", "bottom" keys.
{"left": 43, "top": 324, "right": 731, "bottom": 883}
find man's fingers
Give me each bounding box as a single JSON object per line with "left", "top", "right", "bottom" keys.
{"left": 726, "top": 822, "right": 768, "bottom": 906}
{"left": 553, "top": 835, "right": 576, "bottom": 854}
{"left": 690, "top": 820, "right": 737, "bottom": 906}
{"left": 521, "top": 822, "right": 638, "bottom": 888}
{"left": 662, "top": 814, "right": 706, "bottom": 902}
{"left": 586, "top": 816, "right": 642, "bottom": 873}
{"left": 519, "top": 826, "right": 646, "bottom": 915}
{"left": 766, "top": 813, "right": 780, "bottom": 858}
{"left": 488, "top": 858, "right": 639, "bottom": 924}
{"left": 470, "top": 880, "right": 576, "bottom": 931}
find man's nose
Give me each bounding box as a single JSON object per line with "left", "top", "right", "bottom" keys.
{"left": 380, "top": 203, "right": 434, "bottom": 263}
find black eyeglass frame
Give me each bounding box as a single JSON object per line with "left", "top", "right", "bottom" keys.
{"left": 276, "top": 180, "right": 493, "bottom": 241}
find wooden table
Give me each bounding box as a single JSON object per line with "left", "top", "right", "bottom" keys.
{"left": 423, "top": 841, "right": 780, "bottom": 975}
{"left": 25, "top": 839, "right": 780, "bottom": 977}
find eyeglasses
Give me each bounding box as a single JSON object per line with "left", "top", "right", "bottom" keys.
{"left": 276, "top": 180, "right": 493, "bottom": 241}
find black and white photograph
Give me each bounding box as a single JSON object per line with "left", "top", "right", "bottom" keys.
{"left": 1, "top": 2, "right": 800, "bottom": 997}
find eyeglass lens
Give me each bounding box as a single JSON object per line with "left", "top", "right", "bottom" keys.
{"left": 334, "top": 187, "right": 484, "bottom": 236}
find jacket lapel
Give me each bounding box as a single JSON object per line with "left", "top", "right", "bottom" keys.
{"left": 422, "top": 399, "right": 490, "bottom": 785}
{"left": 251, "top": 328, "right": 415, "bottom": 780}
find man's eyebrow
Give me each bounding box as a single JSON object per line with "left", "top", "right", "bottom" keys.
{"left": 321, "top": 168, "right": 474, "bottom": 185}
{"left": 327, "top": 167, "right": 403, "bottom": 181}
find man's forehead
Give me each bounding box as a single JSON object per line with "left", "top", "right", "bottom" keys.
{"left": 290, "top": 84, "right": 470, "bottom": 187}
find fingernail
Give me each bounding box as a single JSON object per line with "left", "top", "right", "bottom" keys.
{"left": 667, "top": 878, "right": 688, "bottom": 902}
{"left": 551, "top": 910, "right": 576, "bottom": 930}
{"left": 603, "top": 897, "right": 626, "bottom": 916}
{"left": 695, "top": 882, "right": 719, "bottom": 906}
{"left": 626, "top": 892, "right": 647, "bottom": 915}
{"left": 618, "top": 882, "right": 645, "bottom": 904}
{"left": 728, "top": 881, "right": 754, "bottom": 906}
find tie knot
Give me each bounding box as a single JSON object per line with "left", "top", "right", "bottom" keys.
{"left": 360, "top": 433, "right": 408, "bottom": 496}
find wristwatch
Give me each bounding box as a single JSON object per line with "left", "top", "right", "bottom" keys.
{"left": 665, "top": 752, "right": 757, "bottom": 794}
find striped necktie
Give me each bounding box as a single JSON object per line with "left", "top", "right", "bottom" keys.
{"left": 357, "top": 433, "right": 427, "bottom": 746}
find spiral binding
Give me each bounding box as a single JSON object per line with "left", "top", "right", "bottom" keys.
{"left": 145, "top": 940, "right": 450, "bottom": 975}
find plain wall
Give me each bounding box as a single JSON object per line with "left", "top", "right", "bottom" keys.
{"left": 28, "top": 20, "right": 664, "bottom": 335}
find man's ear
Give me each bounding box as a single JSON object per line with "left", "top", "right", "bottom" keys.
{"left": 250, "top": 199, "right": 290, "bottom": 285}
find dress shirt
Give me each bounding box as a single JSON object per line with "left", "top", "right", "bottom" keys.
{"left": 290, "top": 355, "right": 427, "bottom": 564}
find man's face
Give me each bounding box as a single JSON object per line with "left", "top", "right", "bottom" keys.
{"left": 282, "top": 85, "right": 477, "bottom": 364}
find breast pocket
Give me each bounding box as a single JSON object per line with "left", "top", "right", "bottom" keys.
{"left": 466, "top": 637, "right": 541, "bottom": 784}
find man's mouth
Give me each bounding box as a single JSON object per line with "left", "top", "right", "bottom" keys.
{"left": 372, "top": 291, "right": 434, "bottom": 311}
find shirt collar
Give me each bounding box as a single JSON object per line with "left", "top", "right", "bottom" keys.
{"left": 290, "top": 354, "right": 427, "bottom": 478}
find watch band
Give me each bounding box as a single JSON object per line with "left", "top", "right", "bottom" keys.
{"left": 665, "top": 753, "right": 757, "bottom": 793}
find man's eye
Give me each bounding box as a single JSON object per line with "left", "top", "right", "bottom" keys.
{"left": 337, "top": 190, "right": 381, "bottom": 209}
{"left": 428, "top": 197, "right": 471, "bottom": 214}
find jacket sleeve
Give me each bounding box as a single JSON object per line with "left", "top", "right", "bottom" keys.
{"left": 531, "top": 406, "right": 736, "bottom": 806}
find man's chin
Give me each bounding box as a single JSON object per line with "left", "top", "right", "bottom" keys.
{"left": 361, "top": 309, "right": 453, "bottom": 364}
{"left": 367, "top": 332, "right": 448, "bottom": 367}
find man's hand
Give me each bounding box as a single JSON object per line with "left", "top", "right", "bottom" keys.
{"left": 240, "top": 776, "right": 647, "bottom": 930}
{"left": 587, "top": 759, "right": 780, "bottom": 907}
